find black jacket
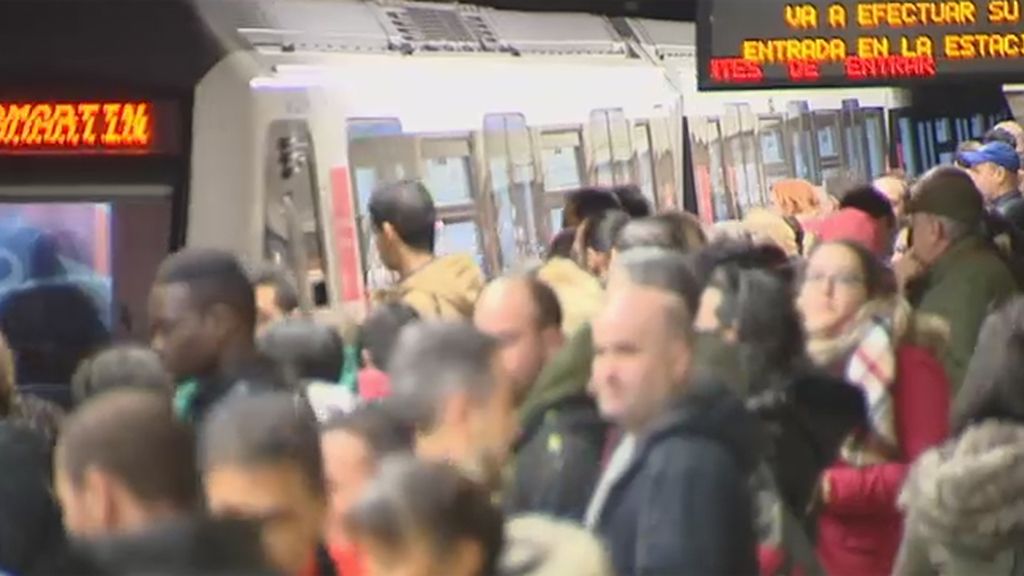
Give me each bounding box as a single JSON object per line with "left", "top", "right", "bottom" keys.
{"left": 747, "top": 371, "right": 867, "bottom": 520}
{"left": 993, "top": 191, "right": 1024, "bottom": 232}
{"left": 507, "top": 325, "right": 607, "bottom": 522}
{"left": 179, "top": 352, "right": 290, "bottom": 425}
{"left": 36, "top": 516, "right": 279, "bottom": 576}
{"left": 0, "top": 424, "right": 64, "bottom": 575}
{"left": 593, "top": 380, "right": 761, "bottom": 576}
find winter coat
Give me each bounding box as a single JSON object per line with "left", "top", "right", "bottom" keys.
{"left": 589, "top": 380, "right": 761, "bottom": 576}
{"left": 500, "top": 514, "right": 614, "bottom": 576}
{"left": 993, "top": 191, "right": 1024, "bottom": 232}
{"left": 534, "top": 257, "right": 605, "bottom": 337}
{"left": 894, "top": 420, "right": 1024, "bottom": 576}
{"left": 37, "top": 516, "right": 278, "bottom": 576}
{"left": 0, "top": 424, "right": 63, "bottom": 575}
{"left": 906, "top": 235, "right": 1018, "bottom": 392}
{"left": 383, "top": 254, "right": 484, "bottom": 321}
{"left": 815, "top": 343, "right": 951, "bottom": 576}
{"left": 507, "top": 324, "right": 606, "bottom": 522}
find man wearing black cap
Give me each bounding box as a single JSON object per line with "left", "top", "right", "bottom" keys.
{"left": 896, "top": 166, "right": 1019, "bottom": 393}
{"left": 960, "top": 140, "right": 1024, "bottom": 231}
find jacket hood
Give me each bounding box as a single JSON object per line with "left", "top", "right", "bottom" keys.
{"left": 399, "top": 254, "right": 484, "bottom": 320}
{"left": 518, "top": 323, "right": 593, "bottom": 425}
{"left": 534, "top": 258, "right": 604, "bottom": 337}
{"left": 499, "top": 514, "right": 613, "bottom": 576}
{"left": 647, "top": 379, "right": 763, "bottom": 474}
{"left": 900, "top": 420, "right": 1024, "bottom": 557}
{"left": 83, "top": 516, "right": 276, "bottom": 575}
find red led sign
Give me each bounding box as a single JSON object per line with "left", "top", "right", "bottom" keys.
{"left": 0, "top": 101, "right": 156, "bottom": 154}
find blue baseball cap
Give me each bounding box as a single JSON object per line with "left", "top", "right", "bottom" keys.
{"left": 957, "top": 141, "right": 1021, "bottom": 172}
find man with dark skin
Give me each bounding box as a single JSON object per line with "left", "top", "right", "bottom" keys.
{"left": 148, "top": 248, "right": 286, "bottom": 424}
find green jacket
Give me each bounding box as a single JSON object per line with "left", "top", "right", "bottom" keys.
{"left": 507, "top": 324, "right": 606, "bottom": 522}
{"left": 908, "top": 236, "right": 1018, "bottom": 393}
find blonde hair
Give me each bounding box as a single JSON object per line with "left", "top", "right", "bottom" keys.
{"left": 0, "top": 332, "right": 15, "bottom": 416}
{"left": 742, "top": 208, "right": 800, "bottom": 257}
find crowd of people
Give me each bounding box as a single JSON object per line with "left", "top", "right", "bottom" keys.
{"left": 1, "top": 119, "right": 1024, "bottom": 576}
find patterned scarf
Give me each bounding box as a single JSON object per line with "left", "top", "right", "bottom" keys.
{"left": 807, "top": 300, "right": 900, "bottom": 466}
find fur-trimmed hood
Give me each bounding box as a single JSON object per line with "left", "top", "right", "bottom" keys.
{"left": 899, "top": 420, "right": 1024, "bottom": 556}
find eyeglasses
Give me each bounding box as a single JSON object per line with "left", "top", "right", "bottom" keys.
{"left": 804, "top": 271, "right": 865, "bottom": 288}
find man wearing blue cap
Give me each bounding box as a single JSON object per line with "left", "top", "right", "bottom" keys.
{"left": 959, "top": 140, "right": 1024, "bottom": 231}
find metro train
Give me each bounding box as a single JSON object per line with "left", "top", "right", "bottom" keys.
{"left": 0, "top": 0, "right": 1013, "bottom": 337}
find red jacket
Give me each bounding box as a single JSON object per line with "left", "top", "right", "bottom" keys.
{"left": 815, "top": 344, "right": 950, "bottom": 576}
{"left": 357, "top": 367, "right": 390, "bottom": 401}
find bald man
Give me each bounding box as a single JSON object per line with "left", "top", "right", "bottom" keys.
{"left": 474, "top": 275, "right": 606, "bottom": 522}
{"left": 586, "top": 285, "right": 759, "bottom": 576}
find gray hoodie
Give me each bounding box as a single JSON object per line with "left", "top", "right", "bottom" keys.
{"left": 894, "top": 420, "right": 1024, "bottom": 576}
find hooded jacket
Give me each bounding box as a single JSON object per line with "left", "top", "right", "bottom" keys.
{"left": 894, "top": 420, "right": 1024, "bottom": 576}
{"left": 590, "top": 380, "right": 761, "bottom": 576}
{"left": 395, "top": 254, "right": 484, "bottom": 320}
{"left": 506, "top": 324, "right": 606, "bottom": 522}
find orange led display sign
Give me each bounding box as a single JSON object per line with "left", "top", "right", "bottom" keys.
{"left": 0, "top": 101, "right": 165, "bottom": 155}
{"left": 698, "top": 0, "right": 1024, "bottom": 89}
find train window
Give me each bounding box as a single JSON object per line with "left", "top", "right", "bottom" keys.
{"left": 540, "top": 131, "right": 584, "bottom": 192}
{"left": 589, "top": 109, "right": 633, "bottom": 187}
{"left": 633, "top": 123, "right": 656, "bottom": 204}
{"left": 264, "top": 119, "right": 327, "bottom": 308}
{"left": 436, "top": 218, "right": 485, "bottom": 270}
{"left": 484, "top": 113, "right": 539, "bottom": 269}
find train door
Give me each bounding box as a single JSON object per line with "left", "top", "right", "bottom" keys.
{"left": 484, "top": 113, "right": 543, "bottom": 270}
{"left": 722, "top": 104, "right": 762, "bottom": 215}
{"left": 686, "top": 117, "right": 719, "bottom": 223}
{"left": 347, "top": 120, "right": 496, "bottom": 290}
{"left": 786, "top": 101, "right": 819, "bottom": 186}
{"left": 812, "top": 109, "right": 845, "bottom": 193}
{"left": 535, "top": 127, "right": 586, "bottom": 240}
{"left": 756, "top": 114, "right": 791, "bottom": 202}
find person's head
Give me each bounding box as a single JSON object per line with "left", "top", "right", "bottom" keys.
{"left": 614, "top": 212, "right": 707, "bottom": 256}
{"left": 473, "top": 276, "right": 564, "bottom": 405}
{"left": 360, "top": 302, "right": 421, "bottom": 371}
{"left": 873, "top": 172, "right": 910, "bottom": 221}
{"left": 71, "top": 345, "right": 173, "bottom": 406}
{"left": 986, "top": 122, "right": 1024, "bottom": 153}
{"left": 257, "top": 318, "right": 344, "bottom": 385}
{"left": 387, "top": 322, "right": 516, "bottom": 487}
{"left": 321, "top": 404, "right": 413, "bottom": 545}
{"left": 591, "top": 284, "right": 692, "bottom": 433}
{"left": 251, "top": 264, "right": 299, "bottom": 331}
{"left": 741, "top": 208, "right": 801, "bottom": 257}
{"left": 805, "top": 208, "right": 889, "bottom": 258}
{"left": 55, "top": 389, "right": 196, "bottom": 539}
{"left": 840, "top": 184, "right": 896, "bottom": 239}
{"left": 692, "top": 238, "right": 793, "bottom": 290}
{"left": 581, "top": 209, "right": 630, "bottom": 280}
{"left": 959, "top": 141, "right": 1021, "bottom": 202}
{"left": 148, "top": 248, "right": 256, "bottom": 381}
{"left": 368, "top": 180, "right": 437, "bottom": 272}
{"left": 951, "top": 297, "right": 1024, "bottom": 435}
{"left": 906, "top": 166, "right": 985, "bottom": 264}
{"left": 694, "top": 264, "right": 805, "bottom": 392}
{"left": 546, "top": 228, "right": 577, "bottom": 261}
{"left": 562, "top": 187, "right": 621, "bottom": 229}
{"left": 797, "top": 241, "right": 891, "bottom": 339}
{"left": 611, "top": 184, "right": 651, "bottom": 218}
{"left": 200, "top": 393, "right": 325, "bottom": 575}
{"left": 771, "top": 178, "right": 821, "bottom": 216}
{"left": 346, "top": 456, "right": 504, "bottom": 576}
{"left": 606, "top": 248, "right": 701, "bottom": 318}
